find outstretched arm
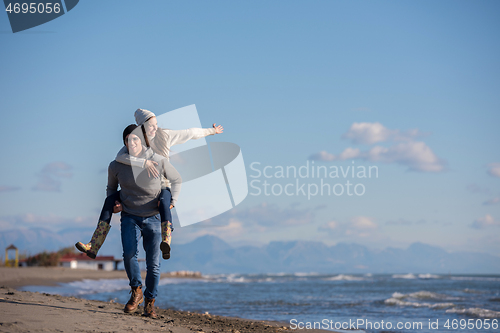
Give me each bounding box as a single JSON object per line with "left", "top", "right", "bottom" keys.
{"left": 115, "top": 146, "right": 147, "bottom": 167}
{"left": 166, "top": 123, "right": 223, "bottom": 147}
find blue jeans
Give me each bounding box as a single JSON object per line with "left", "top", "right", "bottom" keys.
{"left": 100, "top": 189, "right": 173, "bottom": 230}
{"left": 120, "top": 212, "right": 161, "bottom": 299}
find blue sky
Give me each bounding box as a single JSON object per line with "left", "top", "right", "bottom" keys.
{"left": 0, "top": 1, "right": 499, "bottom": 255}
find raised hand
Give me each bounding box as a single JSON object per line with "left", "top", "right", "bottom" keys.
{"left": 213, "top": 123, "right": 224, "bottom": 134}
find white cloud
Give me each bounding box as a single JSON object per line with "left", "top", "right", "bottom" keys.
{"left": 309, "top": 151, "right": 335, "bottom": 161}
{"left": 351, "top": 216, "right": 377, "bottom": 229}
{"left": 338, "top": 147, "right": 361, "bottom": 160}
{"left": 184, "top": 203, "right": 315, "bottom": 232}
{"left": 487, "top": 163, "right": 500, "bottom": 178}
{"left": 182, "top": 218, "right": 248, "bottom": 240}
{"left": 315, "top": 141, "right": 445, "bottom": 172}
{"left": 470, "top": 214, "right": 500, "bottom": 229}
{"left": 318, "top": 220, "right": 339, "bottom": 231}
{"left": 310, "top": 122, "right": 444, "bottom": 172}
{"left": 342, "top": 122, "right": 427, "bottom": 144}
{"left": 318, "top": 216, "right": 377, "bottom": 238}
{"left": 32, "top": 162, "right": 73, "bottom": 192}
{"left": 483, "top": 197, "right": 500, "bottom": 205}
{"left": 229, "top": 202, "right": 315, "bottom": 227}
{"left": 0, "top": 213, "right": 94, "bottom": 231}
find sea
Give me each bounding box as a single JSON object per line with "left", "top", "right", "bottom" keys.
{"left": 21, "top": 273, "right": 500, "bottom": 332}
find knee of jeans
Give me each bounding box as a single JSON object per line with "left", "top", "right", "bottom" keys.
{"left": 148, "top": 262, "right": 160, "bottom": 273}
{"left": 123, "top": 249, "right": 138, "bottom": 261}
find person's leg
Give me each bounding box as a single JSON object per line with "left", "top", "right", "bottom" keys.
{"left": 121, "top": 213, "right": 144, "bottom": 313}
{"left": 159, "top": 188, "right": 173, "bottom": 260}
{"left": 75, "top": 191, "right": 120, "bottom": 258}
{"left": 99, "top": 191, "right": 121, "bottom": 223}
{"left": 158, "top": 188, "right": 172, "bottom": 223}
{"left": 142, "top": 214, "right": 161, "bottom": 317}
{"left": 121, "top": 213, "right": 142, "bottom": 288}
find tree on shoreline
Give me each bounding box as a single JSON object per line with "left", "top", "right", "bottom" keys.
{"left": 24, "top": 246, "right": 77, "bottom": 267}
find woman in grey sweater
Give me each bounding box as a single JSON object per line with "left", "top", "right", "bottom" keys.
{"left": 76, "top": 108, "right": 223, "bottom": 260}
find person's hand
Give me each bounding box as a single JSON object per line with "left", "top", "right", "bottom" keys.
{"left": 170, "top": 204, "right": 174, "bottom": 209}
{"left": 213, "top": 123, "right": 224, "bottom": 134}
{"left": 113, "top": 201, "right": 122, "bottom": 213}
{"left": 145, "top": 159, "right": 159, "bottom": 178}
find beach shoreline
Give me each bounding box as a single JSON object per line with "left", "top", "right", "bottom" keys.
{"left": 0, "top": 266, "right": 201, "bottom": 289}
{"left": 0, "top": 267, "right": 330, "bottom": 333}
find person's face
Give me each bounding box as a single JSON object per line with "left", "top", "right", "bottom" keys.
{"left": 144, "top": 116, "right": 158, "bottom": 139}
{"left": 125, "top": 134, "right": 142, "bottom": 157}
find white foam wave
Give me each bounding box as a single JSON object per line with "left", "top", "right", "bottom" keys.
{"left": 158, "top": 278, "right": 208, "bottom": 286}
{"left": 446, "top": 307, "right": 500, "bottom": 318}
{"left": 294, "top": 272, "right": 319, "bottom": 277}
{"left": 390, "top": 290, "right": 457, "bottom": 300}
{"left": 409, "top": 291, "right": 447, "bottom": 300}
{"left": 384, "top": 297, "right": 455, "bottom": 309}
{"left": 222, "top": 274, "right": 248, "bottom": 283}
{"left": 66, "top": 278, "right": 130, "bottom": 294}
{"left": 324, "top": 274, "right": 364, "bottom": 281}
{"left": 392, "top": 273, "right": 417, "bottom": 279}
{"left": 451, "top": 276, "right": 500, "bottom": 282}
{"left": 418, "top": 274, "right": 440, "bottom": 279}
{"left": 463, "top": 288, "right": 483, "bottom": 294}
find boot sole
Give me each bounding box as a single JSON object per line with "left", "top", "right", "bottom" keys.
{"left": 160, "top": 242, "right": 170, "bottom": 260}
{"left": 75, "top": 243, "right": 96, "bottom": 259}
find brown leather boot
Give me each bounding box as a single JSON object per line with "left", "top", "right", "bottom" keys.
{"left": 143, "top": 297, "right": 157, "bottom": 319}
{"left": 124, "top": 286, "right": 143, "bottom": 313}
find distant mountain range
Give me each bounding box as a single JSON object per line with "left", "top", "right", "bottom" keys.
{"left": 1, "top": 228, "right": 499, "bottom": 274}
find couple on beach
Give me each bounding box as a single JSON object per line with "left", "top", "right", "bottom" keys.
{"left": 74, "top": 108, "right": 223, "bottom": 318}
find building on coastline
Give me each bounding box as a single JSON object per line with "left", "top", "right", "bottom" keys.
{"left": 59, "top": 253, "right": 117, "bottom": 271}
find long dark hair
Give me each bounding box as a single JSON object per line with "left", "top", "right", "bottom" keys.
{"left": 140, "top": 124, "right": 151, "bottom": 147}
{"left": 142, "top": 117, "right": 170, "bottom": 157}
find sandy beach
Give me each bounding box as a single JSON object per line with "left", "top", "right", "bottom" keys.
{"left": 0, "top": 267, "right": 329, "bottom": 333}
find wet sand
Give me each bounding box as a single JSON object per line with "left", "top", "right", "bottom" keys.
{"left": 0, "top": 267, "right": 330, "bottom": 333}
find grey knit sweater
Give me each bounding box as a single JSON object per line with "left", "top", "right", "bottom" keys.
{"left": 107, "top": 147, "right": 182, "bottom": 217}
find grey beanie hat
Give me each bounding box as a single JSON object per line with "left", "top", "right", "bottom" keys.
{"left": 134, "top": 108, "right": 156, "bottom": 126}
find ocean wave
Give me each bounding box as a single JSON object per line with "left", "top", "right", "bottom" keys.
{"left": 451, "top": 276, "right": 500, "bottom": 282}
{"left": 446, "top": 307, "right": 500, "bottom": 318}
{"left": 390, "top": 290, "right": 457, "bottom": 300}
{"left": 324, "top": 274, "right": 364, "bottom": 281}
{"left": 294, "top": 272, "right": 319, "bottom": 277}
{"left": 66, "top": 278, "right": 130, "bottom": 294}
{"left": 392, "top": 273, "right": 417, "bottom": 279}
{"left": 205, "top": 274, "right": 287, "bottom": 283}
{"left": 418, "top": 274, "right": 440, "bottom": 279}
{"left": 385, "top": 297, "right": 455, "bottom": 309}
{"left": 463, "top": 288, "right": 484, "bottom": 294}
{"left": 158, "top": 278, "right": 208, "bottom": 285}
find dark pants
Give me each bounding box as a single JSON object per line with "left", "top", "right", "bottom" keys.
{"left": 99, "top": 188, "right": 173, "bottom": 229}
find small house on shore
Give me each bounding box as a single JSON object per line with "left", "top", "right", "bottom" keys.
{"left": 59, "top": 253, "right": 117, "bottom": 271}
